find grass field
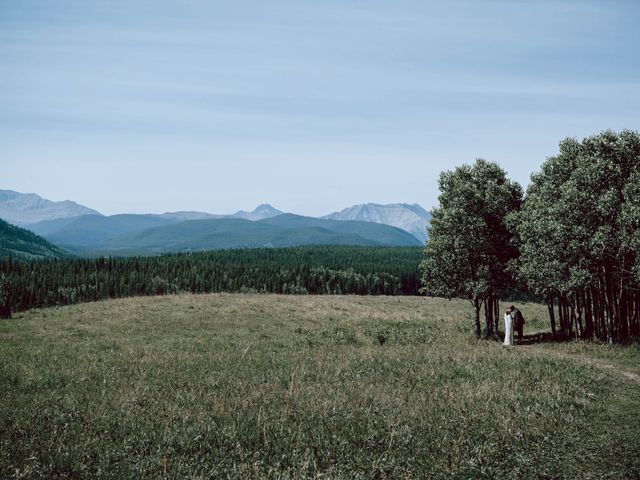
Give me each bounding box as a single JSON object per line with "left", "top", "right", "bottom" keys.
{"left": 1, "top": 294, "right": 639, "bottom": 479}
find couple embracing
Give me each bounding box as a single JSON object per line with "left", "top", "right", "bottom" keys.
{"left": 503, "top": 305, "right": 525, "bottom": 346}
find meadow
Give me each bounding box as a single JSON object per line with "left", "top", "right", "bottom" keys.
{"left": 1, "top": 294, "right": 639, "bottom": 479}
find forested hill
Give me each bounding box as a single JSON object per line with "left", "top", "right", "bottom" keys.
{"left": 106, "top": 214, "right": 421, "bottom": 253}
{"left": 1, "top": 246, "right": 423, "bottom": 313}
{"left": 28, "top": 213, "right": 421, "bottom": 255}
{"left": 0, "top": 218, "right": 69, "bottom": 260}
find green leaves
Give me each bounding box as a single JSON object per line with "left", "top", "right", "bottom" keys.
{"left": 420, "top": 159, "right": 522, "bottom": 303}
{"left": 515, "top": 130, "right": 640, "bottom": 297}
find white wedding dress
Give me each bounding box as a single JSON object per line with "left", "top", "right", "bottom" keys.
{"left": 503, "top": 313, "right": 514, "bottom": 346}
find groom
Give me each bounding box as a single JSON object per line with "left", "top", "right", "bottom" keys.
{"left": 510, "top": 305, "right": 525, "bottom": 343}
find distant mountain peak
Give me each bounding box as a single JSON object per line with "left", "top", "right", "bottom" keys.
{"left": 0, "top": 189, "right": 101, "bottom": 225}
{"left": 254, "top": 203, "right": 277, "bottom": 211}
{"left": 233, "top": 204, "right": 283, "bottom": 221}
{"left": 323, "top": 202, "right": 430, "bottom": 243}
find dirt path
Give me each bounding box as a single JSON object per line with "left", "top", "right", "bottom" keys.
{"left": 592, "top": 362, "right": 640, "bottom": 384}
{"left": 524, "top": 344, "right": 640, "bottom": 385}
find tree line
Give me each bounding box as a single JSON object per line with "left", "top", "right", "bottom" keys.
{"left": 420, "top": 130, "right": 640, "bottom": 343}
{"left": 0, "top": 246, "right": 422, "bottom": 315}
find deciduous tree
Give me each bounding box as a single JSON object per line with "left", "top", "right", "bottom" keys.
{"left": 420, "top": 159, "right": 523, "bottom": 337}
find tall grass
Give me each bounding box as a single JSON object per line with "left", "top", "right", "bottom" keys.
{"left": 1, "top": 294, "right": 638, "bottom": 478}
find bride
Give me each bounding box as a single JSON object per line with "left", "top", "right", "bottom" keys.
{"left": 503, "top": 308, "right": 514, "bottom": 346}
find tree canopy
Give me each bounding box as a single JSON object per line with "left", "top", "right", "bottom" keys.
{"left": 420, "top": 159, "right": 523, "bottom": 337}
{"left": 514, "top": 130, "right": 640, "bottom": 342}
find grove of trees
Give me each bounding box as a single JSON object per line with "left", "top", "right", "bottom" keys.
{"left": 515, "top": 130, "right": 640, "bottom": 342}
{"left": 421, "top": 130, "right": 640, "bottom": 343}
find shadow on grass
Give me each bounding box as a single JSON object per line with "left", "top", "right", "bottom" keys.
{"left": 515, "top": 331, "right": 562, "bottom": 346}
{"left": 489, "top": 331, "right": 561, "bottom": 346}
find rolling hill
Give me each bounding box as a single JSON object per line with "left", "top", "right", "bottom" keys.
{"left": 0, "top": 218, "right": 69, "bottom": 260}
{"left": 259, "top": 214, "right": 422, "bottom": 246}
{"left": 30, "top": 214, "right": 179, "bottom": 248}
{"left": 103, "top": 214, "right": 421, "bottom": 253}
{"left": 34, "top": 213, "right": 421, "bottom": 255}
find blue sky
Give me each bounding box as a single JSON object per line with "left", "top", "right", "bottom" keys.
{"left": 1, "top": 0, "right": 639, "bottom": 216}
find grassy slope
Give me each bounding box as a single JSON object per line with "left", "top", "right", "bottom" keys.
{"left": 1, "top": 295, "right": 638, "bottom": 479}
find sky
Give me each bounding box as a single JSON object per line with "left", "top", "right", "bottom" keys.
{"left": 1, "top": 0, "right": 639, "bottom": 216}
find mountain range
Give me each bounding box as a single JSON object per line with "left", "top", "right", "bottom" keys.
{"left": 152, "top": 204, "right": 285, "bottom": 222}
{"left": 0, "top": 190, "right": 430, "bottom": 256}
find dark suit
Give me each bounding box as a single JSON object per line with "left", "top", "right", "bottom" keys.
{"left": 511, "top": 308, "right": 524, "bottom": 342}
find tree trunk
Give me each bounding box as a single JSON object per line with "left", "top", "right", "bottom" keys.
{"left": 473, "top": 297, "right": 481, "bottom": 338}
{"left": 633, "top": 292, "right": 640, "bottom": 339}
{"left": 618, "top": 265, "right": 630, "bottom": 342}
{"left": 584, "top": 289, "right": 594, "bottom": 339}
{"left": 558, "top": 296, "right": 565, "bottom": 339}
{"left": 484, "top": 297, "right": 494, "bottom": 338}
{"left": 547, "top": 296, "right": 557, "bottom": 338}
{"left": 603, "top": 267, "right": 616, "bottom": 343}
{"left": 572, "top": 295, "right": 582, "bottom": 339}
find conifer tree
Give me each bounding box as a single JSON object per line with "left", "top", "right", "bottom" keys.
{"left": 0, "top": 273, "right": 11, "bottom": 319}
